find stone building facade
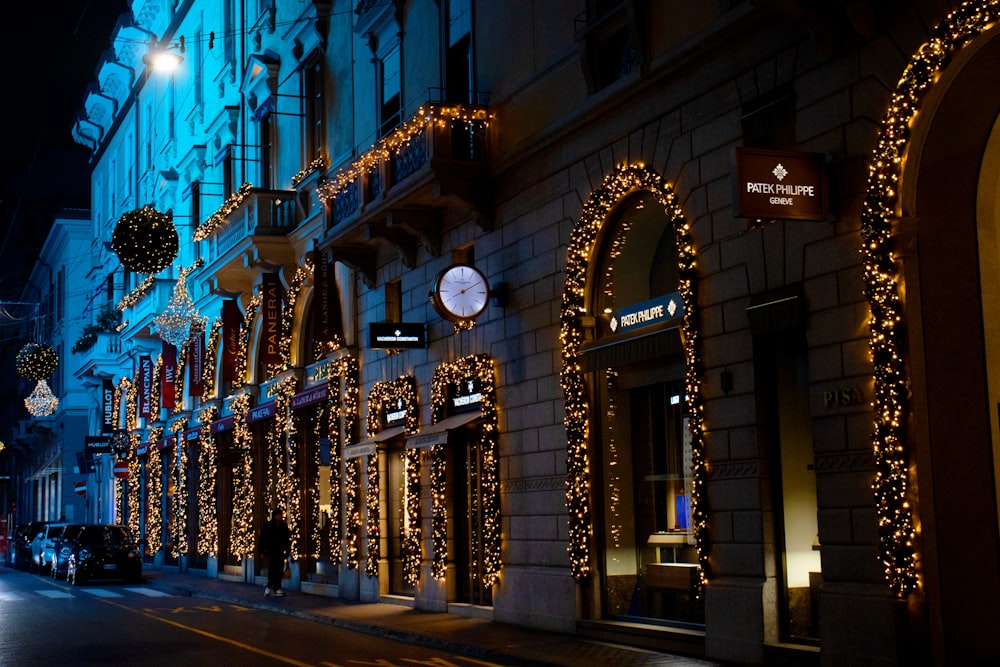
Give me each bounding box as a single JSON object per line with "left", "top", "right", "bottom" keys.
{"left": 45, "top": 1, "right": 1000, "bottom": 665}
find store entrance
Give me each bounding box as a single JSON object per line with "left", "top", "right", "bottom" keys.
{"left": 449, "top": 428, "right": 492, "bottom": 606}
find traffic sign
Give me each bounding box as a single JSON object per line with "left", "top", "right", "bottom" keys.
{"left": 74, "top": 481, "right": 87, "bottom": 497}
{"left": 113, "top": 460, "right": 130, "bottom": 479}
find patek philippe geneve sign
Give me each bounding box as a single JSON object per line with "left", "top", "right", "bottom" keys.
{"left": 733, "top": 147, "right": 830, "bottom": 221}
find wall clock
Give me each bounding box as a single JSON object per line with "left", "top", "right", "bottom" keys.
{"left": 430, "top": 263, "right": 490, "bottom": 322}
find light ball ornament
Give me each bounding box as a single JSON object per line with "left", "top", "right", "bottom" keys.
{"left": 112, "top": 207, "right": 179, "bottom": 274}
{"left": 16, "top": 342, "right": 58, "bottom": 381}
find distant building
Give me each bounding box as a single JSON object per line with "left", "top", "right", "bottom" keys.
{"left": 4, "top": 0, "right": 990, "bottom": 665}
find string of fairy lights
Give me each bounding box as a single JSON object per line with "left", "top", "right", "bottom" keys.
{"left": 193, "top": 182, "right": 254, "bottom": 241}
{"left": 858, "top": 0, "right": 1000, "bottom": 596}
{"left": 197, "top": 405, "right": 219, "bottom": 557}
{"left": 316, "top": 103, "right": 491, "bottom": 204}
{"left": 560, "top": 164, "right": 707, "bottom": 585}
{"left": 430, "top": 355, "right": 500, "bottom": 585}
{"left": 367, "top": 377, "right": 419, "bottom": 578}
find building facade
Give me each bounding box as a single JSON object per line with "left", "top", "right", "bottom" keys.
{"left": 27, "top": 0, "right": 1000, "bottom": 665}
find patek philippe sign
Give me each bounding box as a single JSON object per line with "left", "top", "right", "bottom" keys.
{"left": 733, "top": 147, "right": 830, "bottom": 221}
{"left": 609, "top": 292, "right": 684, "bottom": 334}
{"left": 368, "top": 322, "right": 427, "bottom": 349}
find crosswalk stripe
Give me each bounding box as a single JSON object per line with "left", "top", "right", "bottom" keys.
{"left": 81, "top": 588, "right": 125, "bottom": 598}
{"left": 36, "top": 590, "right": 74, "bottom": 598}
{"left": 124, "top": 587, "right": 172, "bottom": 597}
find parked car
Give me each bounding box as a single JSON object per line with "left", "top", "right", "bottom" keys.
{"left": 35, "top": 523, "right": 68, "bottom": 575}
{"left": 66, "top": 524, "right": 142, "bottom": 586}
{"left": 27, "top": 522, "right": 55, "bottom": 572}
{"left": 50, "top": 524, "right": 85, "bottom": 579}
{"left": 9, "top": 523, "right": 39, "bottom": 570}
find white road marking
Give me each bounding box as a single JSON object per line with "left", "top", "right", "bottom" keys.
{"left": 80, "top": 588, "right": 125, "bottom": 598}
{"left": 36, "top": 590, "right": 74, "bottom": 598}
{"left": 125, "top": 587, "right": 172, "bottom": 597}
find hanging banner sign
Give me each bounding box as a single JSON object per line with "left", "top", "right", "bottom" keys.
{"left": 101, "top": 379, "right": 116, "bottom": 433}
{"left": 312, "top": 250, "right": 342, "bottom": 342}
{"left": 733, "top": 147, "right": 830, "bottom": 221}
{"left": 161, "top": 342, "right": 177, "bottom": 409}
{"left": 609, "top": 292, "right": 685, "bottom": 335}
{"left": 261, "top": 273, "right": 282, "bottom": 368}
{"left": 368, "top": 322, "right": 427, "bottom": 349}
{"left": 188, "top": 329, "right": 204, "bottom": 397}
{"left": 138, "top": 355, "right": 153, "bottom": 418}
{"left": 222, "top": 299, "right": 241, "bottom": 384}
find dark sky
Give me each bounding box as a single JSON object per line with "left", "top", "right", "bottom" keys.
{"left": 0, "top": 1, "right": 131, "bottom": 304}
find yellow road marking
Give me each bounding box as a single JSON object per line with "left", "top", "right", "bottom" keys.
{"left": 100, "top": 597, "right": 314, "bottom": 667}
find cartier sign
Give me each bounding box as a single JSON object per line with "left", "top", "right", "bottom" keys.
{"left": 734, "top": 147, "right": 830, "bottom": 221}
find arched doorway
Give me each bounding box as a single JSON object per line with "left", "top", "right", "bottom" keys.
{"left": 862, "top": 7, "right": 1000, "bottom": 662}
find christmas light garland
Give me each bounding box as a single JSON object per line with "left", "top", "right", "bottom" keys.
{"left": 291, "top": 157, "right": 327, "bottom": 187}
{"left": 230, "top": 393, "right": 255, "bottom": 558}
{"left": 197, "top": 405, "right": 219, "bottom": 557}
{"left": 316, "top": 103, "right": 491, "bottom": 203}
{"left": 127, "top": 433, "right": 142, "bottom": 540}
{"left": 117, "top": 274, "right": 156, "bottom": 311}
{"left": 146, "top": 426, "right": 164, "bottom": 555}
{"left": 430, "top": 355, "right": 500, "bottom": 584}
{"left": 171, "top": 418, "right": 189, "bottom": 558}
{"left": 366, "top": 377, "right": 419, "bottom": 579}
{"left": 858, "top": 0, "right": 1000, "bottom": 596}
{"left": 560, "top": 164, "right": 706, "bottom": 584}
{"left": 266, "top": 376, "right": 302, "bottom": 559}
{"left": 193, "top": 182, "right": 254, "bottom": 241}
{"left": 202, "top": 319, "right": 222, "bottom": 400}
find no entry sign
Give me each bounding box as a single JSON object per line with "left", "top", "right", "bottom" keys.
{"left": 113, "top": 460, "right": 130, "bottom": 479}
{"left": 74, "top": 481, "right": 87, "bottom": 497}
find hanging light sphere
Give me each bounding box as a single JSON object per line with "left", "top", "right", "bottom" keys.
{"left": 15, "top": 342, "right": 58, "bottom": 381}
{"left": 112, "top": 207, "right": 179, "bottom": 274}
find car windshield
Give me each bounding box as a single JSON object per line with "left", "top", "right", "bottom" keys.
{"left": 79, "top": 526, "right": 131, "bottom": 546}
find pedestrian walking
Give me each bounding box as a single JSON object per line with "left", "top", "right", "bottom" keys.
{"left": 259, "top": 508, "right": 291, "bottom": 597}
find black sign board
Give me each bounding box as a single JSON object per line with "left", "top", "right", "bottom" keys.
{"left": 84, "top": 435, "right": 112, "bottom": 455}
{"left": 733, "top": 147, "right": 830, "bottom": 221}
{"left": 369, "top": 322, "right": 427, "bottom": 349}
{"left": 448, "top": 377, "right": 484, "bottom": 414}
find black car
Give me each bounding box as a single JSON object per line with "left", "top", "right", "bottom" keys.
{"left": 9, "top": 523, "right": 42, "bottom": 570}
{"left": 65, "top": 524, "right": 142, "bottom": 586}
{"left": 50, "top": 524, "right": 85, "bottom": 579}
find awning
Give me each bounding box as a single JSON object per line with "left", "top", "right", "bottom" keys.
{"left": 343, "top": 425, "right": 407, "bottom": 459}
{"left": 577, "top": 323, "right": 684, "bottom": 372}
{"left": 405, "top": 411, "right": 481, "bottom": 450}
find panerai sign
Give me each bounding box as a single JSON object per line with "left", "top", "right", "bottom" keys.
{"left": 733, "top": 147, "right": 830, "bottom": 221}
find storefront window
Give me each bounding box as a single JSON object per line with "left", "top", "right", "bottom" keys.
{"left": 591, "top": 191, "right": 703, "bottom": 625}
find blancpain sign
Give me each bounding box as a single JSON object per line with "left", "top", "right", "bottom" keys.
{"left": 734, "top": 147, "right": 830, "bottom": 221}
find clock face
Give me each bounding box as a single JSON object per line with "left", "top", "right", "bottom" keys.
{"left": 432, "top": 264, "right": 489, "bottom": 322}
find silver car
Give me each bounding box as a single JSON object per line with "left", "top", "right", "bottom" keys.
{"left": 33, "top": 523, "right": 66, "bottom": 575}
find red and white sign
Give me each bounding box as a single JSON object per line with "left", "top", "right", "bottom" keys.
{"left": 74, "top": 481, "right": 87, "bottom": 497}
{"left": 113, "top": 460, "right": 130, "bottom": 479}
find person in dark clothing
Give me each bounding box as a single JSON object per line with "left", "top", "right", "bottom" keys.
{"left": 259, "top": 508, "right": 291, "bottom": 596}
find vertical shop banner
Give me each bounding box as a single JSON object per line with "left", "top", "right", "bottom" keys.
{"left": 261, "top": 272, "right": 282, "bottom": 367}
{"left": 312, "top": 252, "right": 343, "bottom": 342}
{"left": 222, "top": 298, "right": 240, "bottom": 384}
{"left": 138, "top": 355, "right": 153, "bottom": 418}
{"left": 188, "top": 330, "right": 204, "bottom": 397}
{"left": 101, "top": 378, "right": 116, "bottom": 433}
{"left": 161, "top": 342, "right": 177, "bottom": 409}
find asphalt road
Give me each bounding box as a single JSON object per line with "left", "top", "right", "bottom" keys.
{"left": 0, "top": 566, "right": 513, "bottom": 666}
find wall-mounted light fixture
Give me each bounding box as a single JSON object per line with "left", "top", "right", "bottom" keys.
{"left": 143, "top": 36, "right": 185, "bottom": 73}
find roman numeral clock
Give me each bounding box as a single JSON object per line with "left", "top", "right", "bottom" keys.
{"left": 430, "top": 263, "right": 490, "bottom": 323}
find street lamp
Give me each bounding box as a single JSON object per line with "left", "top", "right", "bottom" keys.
{"left": 143, "top": 36, "right": 184, "bottom": 73}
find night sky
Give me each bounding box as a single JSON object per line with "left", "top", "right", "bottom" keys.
{"left": 0, "top": 1, "right": 130, "bottom": 432}
{"left": 0, "top": 1, "right": 130, "bottom": 305}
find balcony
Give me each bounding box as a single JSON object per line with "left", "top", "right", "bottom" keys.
{"left": 73, "top": 331, "right": 125, "bottom": 382}
{"left": 196, "top": 187, "right": 300, "bottom": 295}
{"left": 317, "top": 100, "right": 491, "bottom": 286}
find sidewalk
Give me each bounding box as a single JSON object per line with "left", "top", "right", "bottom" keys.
{"left": 143, "top": 567, "right": 721, "bottom": 667}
